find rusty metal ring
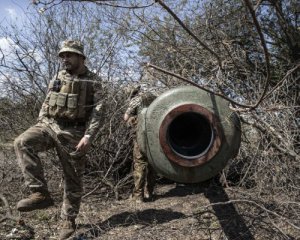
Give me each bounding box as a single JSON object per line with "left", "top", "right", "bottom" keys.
{"left": 159, "top": 104, "right": 223, "bottom": 167}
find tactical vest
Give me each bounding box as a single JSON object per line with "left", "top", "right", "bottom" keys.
{"left": 47, "top": 70, "right": 94, "bottom": 121}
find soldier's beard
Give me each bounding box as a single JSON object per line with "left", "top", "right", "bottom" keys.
{"left": 62, "top": 62, "right": 78, "bottom": 74}
{"left": 62, "top": 62, "right": 72, "bottom": 70}
{"left": 62, "top": 58, "right": 83, "bottom": 74}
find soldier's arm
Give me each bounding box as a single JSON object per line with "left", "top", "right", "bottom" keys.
{"left": 37, "top": 80, "right": 55, "bottom": 122}
{"left": 84, "top": 80, "right": 106, "bottom": 142}
{"left": 123, "top": 95, "right": 141, "bottom": 120}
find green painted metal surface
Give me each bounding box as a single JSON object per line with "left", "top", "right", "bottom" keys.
{"left": 137, "top": 86, "right": 241, "bottom": 183}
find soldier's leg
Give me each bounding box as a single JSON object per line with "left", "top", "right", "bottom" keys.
{"left": 55, "top": 130, "right": 86, "bottom": 221}
{"left": 57, "top": 148, "right": 86, "bottom": 239}
{"left": 61, "top": 156, "right": 86, "bottom": 220}
{"left": 132, "top": 139, "right": 147, "bottom": 200}
{"left": 145, "top": 164, "right": 157, "bottom": 199}
{"left": 14, "top": 124, "right": 55, "bottom": 192}
{"left": 14, "top": 124, "right": 55, "bottom": 211}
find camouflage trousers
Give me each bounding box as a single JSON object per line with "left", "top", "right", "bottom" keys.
{"left": 132, "top": 139, "right": 156, "bottom": 197}
{"left": 14, "top": 119, "right": 86, "bottom": 220}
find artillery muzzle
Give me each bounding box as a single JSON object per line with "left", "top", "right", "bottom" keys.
{"left": 137, "top": 86, "right": 241, "bottom": 183}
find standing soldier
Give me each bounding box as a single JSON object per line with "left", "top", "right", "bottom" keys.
{"left": 14, "top": 40, "right": 105, "bottom": 239}
{"left": 123, "top": 85, "right": 157, "bottom": 203}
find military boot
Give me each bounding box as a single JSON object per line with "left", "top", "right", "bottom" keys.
{"left": 131, "top": 192, "right": 144, "bottom": 203}
{"left": 58, "top": 219, "right": 76, "bottom": 240}
{"left": 17, "top": 191, "right": 54, "bottom": 212}
{"left": 144, "top": 188, "right": 155, "bottom": 202}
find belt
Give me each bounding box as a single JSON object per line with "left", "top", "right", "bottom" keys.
{"left": 56, "top": 119, "right": 86, "bottom": 127}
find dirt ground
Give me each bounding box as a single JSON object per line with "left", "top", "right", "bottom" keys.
{"left": 0, "top": 147, "right": 298, "bottom": 240}
{"left": 1, "top": 179, "right": 272, "bottom": 240}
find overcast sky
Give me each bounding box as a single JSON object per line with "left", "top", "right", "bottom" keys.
{"left": 0, "top": 1, "right": 32, "bottom": 57}
{"left": 0, "top": 1, "right": 32, "bottom": 97}
{"left": 0, "top": 0, "right": 30, "bottom": 28}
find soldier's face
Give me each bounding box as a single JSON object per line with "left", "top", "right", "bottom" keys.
{"left": 60, "top": 52, "right": 84, "bottom": 72}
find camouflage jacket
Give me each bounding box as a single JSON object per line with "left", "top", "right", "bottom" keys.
{"left": 38, "top": 68, "right": 105, "bottom": 141}
{"left": 125, "top": 91, "right": 157, "bottom": 117}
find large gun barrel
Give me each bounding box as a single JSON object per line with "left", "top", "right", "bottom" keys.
{"left": 137, "top": 86, "right": 241, "bottom": 183}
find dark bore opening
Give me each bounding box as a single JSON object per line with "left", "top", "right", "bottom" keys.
{"left": 167, "top": 112, "right": 213, "bottom": 159}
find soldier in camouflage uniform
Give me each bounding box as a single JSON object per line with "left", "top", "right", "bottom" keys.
{"left": 123, "top": 86, "right": 157, "bottom": 203}
{"left": 14, "top": 40, "right": 105, "bottom": 239}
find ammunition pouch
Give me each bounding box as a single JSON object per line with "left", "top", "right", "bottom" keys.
{"left": 47, "top": 79, "right": 89, "bottom": 120}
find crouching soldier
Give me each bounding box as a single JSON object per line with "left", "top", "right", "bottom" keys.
{"left": 123, "top": 85, "right": 157, "bottom": 203}
{"left": 14, "top": 40, "right": 105, "bottom": 239}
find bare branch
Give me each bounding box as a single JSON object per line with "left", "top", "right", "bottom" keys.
{"left": 243, "top": 0, "right": 271, "bottom": 109}
{"left": 146, "top": 62, "right": 254, "bottom": 108}
{"left": 154, "top": 0, "right": 222, "bottom": 68}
